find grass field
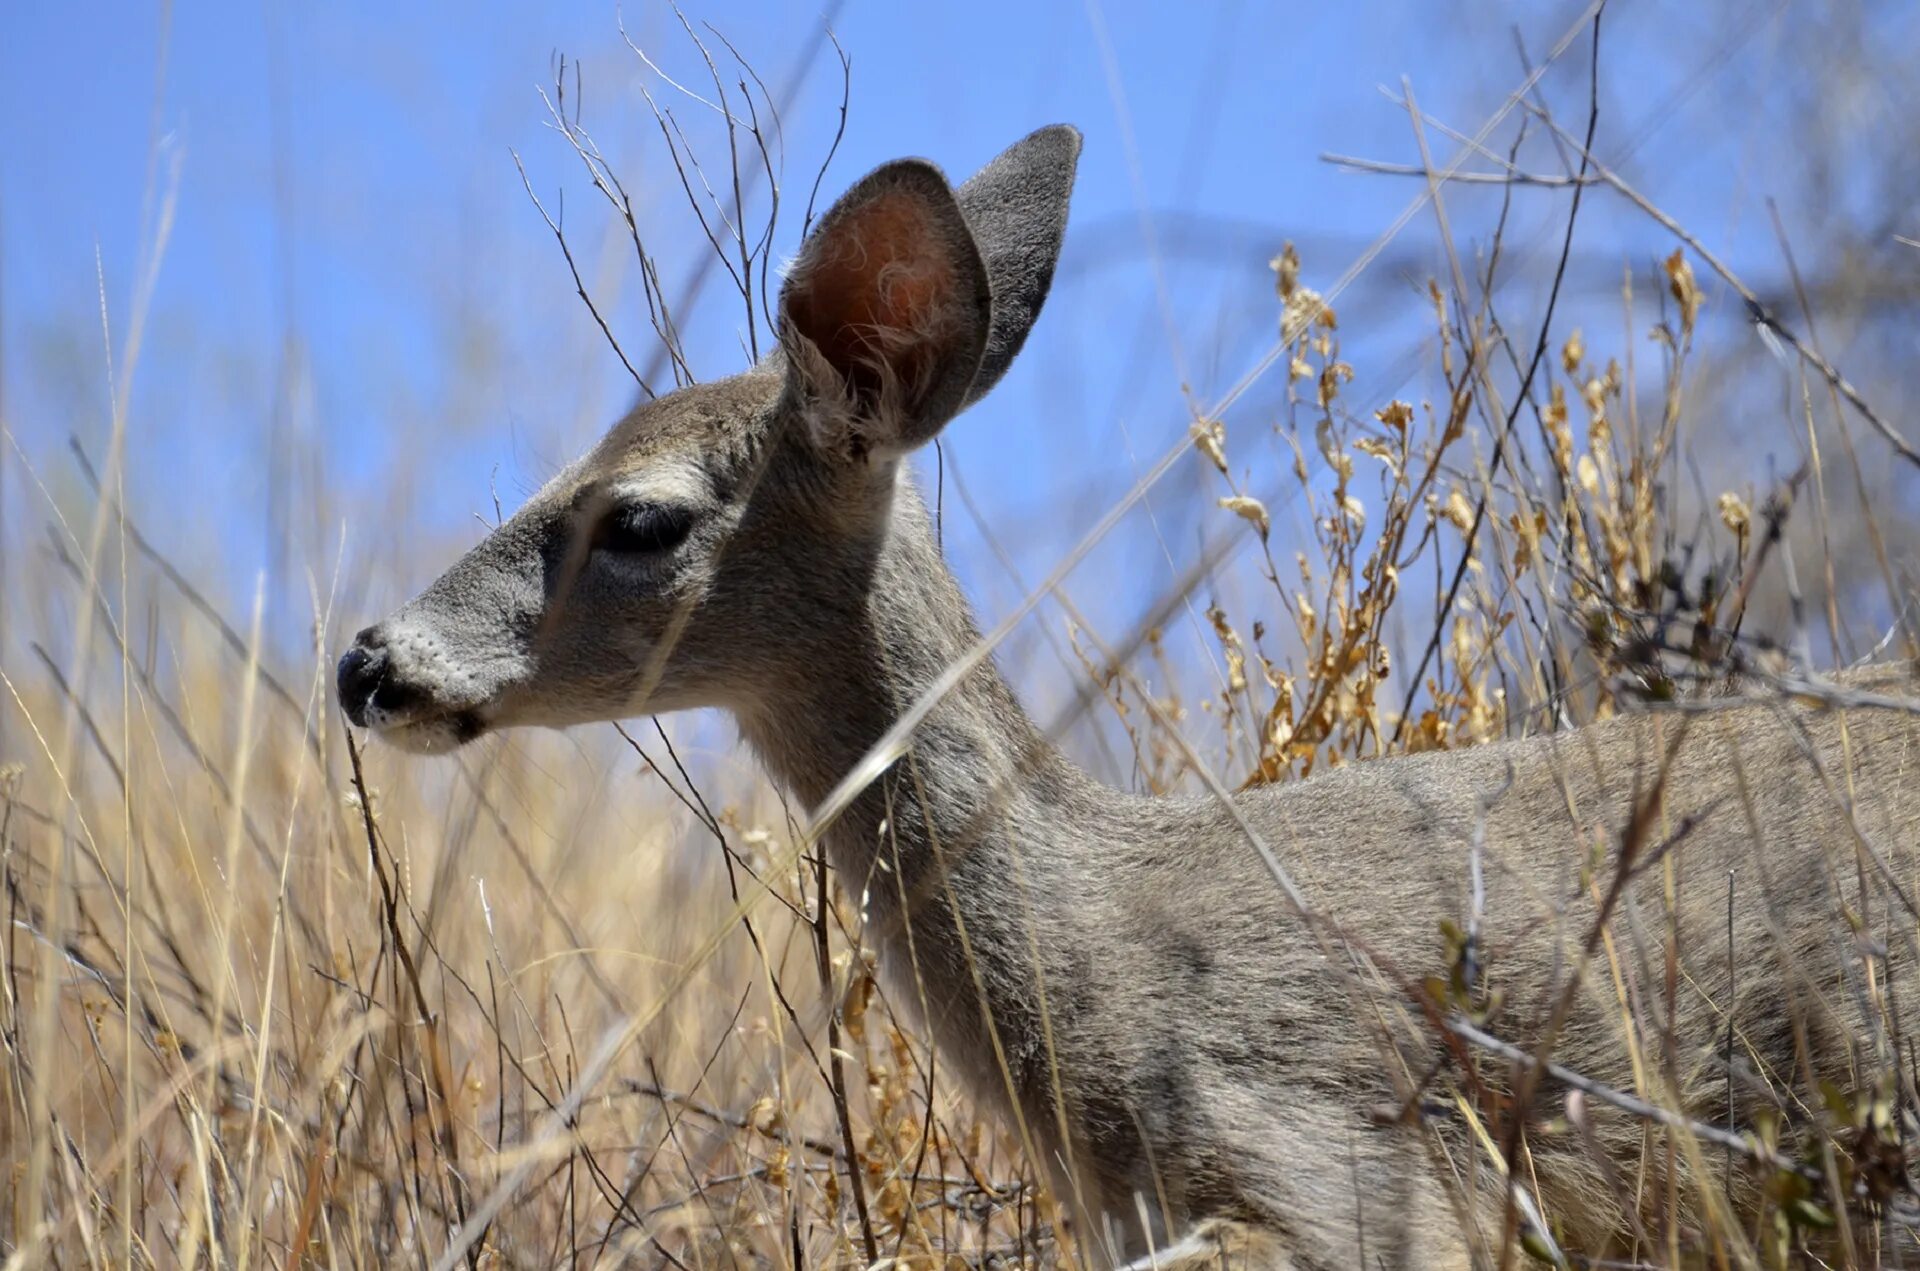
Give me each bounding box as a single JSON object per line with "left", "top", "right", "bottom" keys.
{"left": 5, "top": 8, "right": 1920, "bottom": 1268}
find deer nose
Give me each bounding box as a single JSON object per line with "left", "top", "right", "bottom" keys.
{"left": 336, "top": 636, "right": 385, "bottom": 728}
{"left": 337, "top": 628, "right": 425, "bottom": 728}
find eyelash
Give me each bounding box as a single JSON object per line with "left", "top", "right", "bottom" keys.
{"left": 593, "top": 505, "right": 696, "bottom": 556}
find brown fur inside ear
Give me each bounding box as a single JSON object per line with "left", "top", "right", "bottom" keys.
{"left": 778, "top": 162, "right": 991, "bottom": 458}
{"left": 785, "top": 190, "right": 961, "bottom": 415}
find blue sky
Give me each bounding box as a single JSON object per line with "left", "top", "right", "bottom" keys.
{"left": 3, "top": 1, "right": 1914, "bottom": 717}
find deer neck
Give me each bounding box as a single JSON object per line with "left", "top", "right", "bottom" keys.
{"left": 736, "top": 470, "right": 1097, "bottom": 951}
{"left": 732, "top": 465, "right": 1138, "bottom": 1190}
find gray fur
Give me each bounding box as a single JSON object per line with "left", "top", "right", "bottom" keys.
{"left": 954, "top": 124, "right": 1081, "bottom": 404}
{"left": 340, "top": 129, "right": 1920, "bottom": 1268}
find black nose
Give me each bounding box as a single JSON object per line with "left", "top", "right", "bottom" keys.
{"left": 337, "top": 640, "right": 387, "bottom": 728}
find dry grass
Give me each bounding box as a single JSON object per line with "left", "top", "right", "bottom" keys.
{"left": 5, "top": 12, "right": 1920, "bottom": 1270}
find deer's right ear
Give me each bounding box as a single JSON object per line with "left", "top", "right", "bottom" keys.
{"left": 778, "top": 160, "right": 991, "bottom": 460}
{"left": 954, "top": 124, "right": 1080, "bottom": 407}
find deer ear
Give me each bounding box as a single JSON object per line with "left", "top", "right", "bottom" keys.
{"left": 955, "top": 124, "right": 1080, "bottom": 407}
{"left": 778, "top": 159, "right": 991, "bottom": 459}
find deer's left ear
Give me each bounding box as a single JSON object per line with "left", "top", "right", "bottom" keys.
{"left": 778, "top": 159, "right": 991, "bottom": 459}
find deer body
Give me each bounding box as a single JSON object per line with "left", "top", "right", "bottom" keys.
{"left": 339, "top": 126, "right": 1920, "bottom": 1267}
{"left": 743, "top": 433, "right": 1920, "bottom": 1267}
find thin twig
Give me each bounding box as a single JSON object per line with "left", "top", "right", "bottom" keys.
{"left": 511, "top": 149, "right": 650, "bottom": 395}
{"left": 1322, "top": 154, "right": 1601, "bottom": 187}
{"left": 1447, "top": 1016, "right": 1819, "bottom": 1183}
{"left": 1527, "top": 102, "right": 1920, "bottom": 469}
{"left": 1391, "top": 9, "right": 1604, "bottom": 746}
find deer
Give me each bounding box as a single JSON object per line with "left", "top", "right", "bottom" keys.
{"left": 337, "top": 124, "right": 1920, "bottom": 1268}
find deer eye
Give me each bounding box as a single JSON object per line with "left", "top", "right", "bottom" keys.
{"left": 593, "top": 504, "right": 695, "bottom": 556}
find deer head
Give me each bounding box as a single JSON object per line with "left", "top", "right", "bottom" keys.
{"left": 336, "top": 125, "right": 1081, "bottom": 754}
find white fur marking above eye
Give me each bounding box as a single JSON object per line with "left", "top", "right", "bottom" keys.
{"left": 609, "top": 464, "right": 712, "bottom": 510}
